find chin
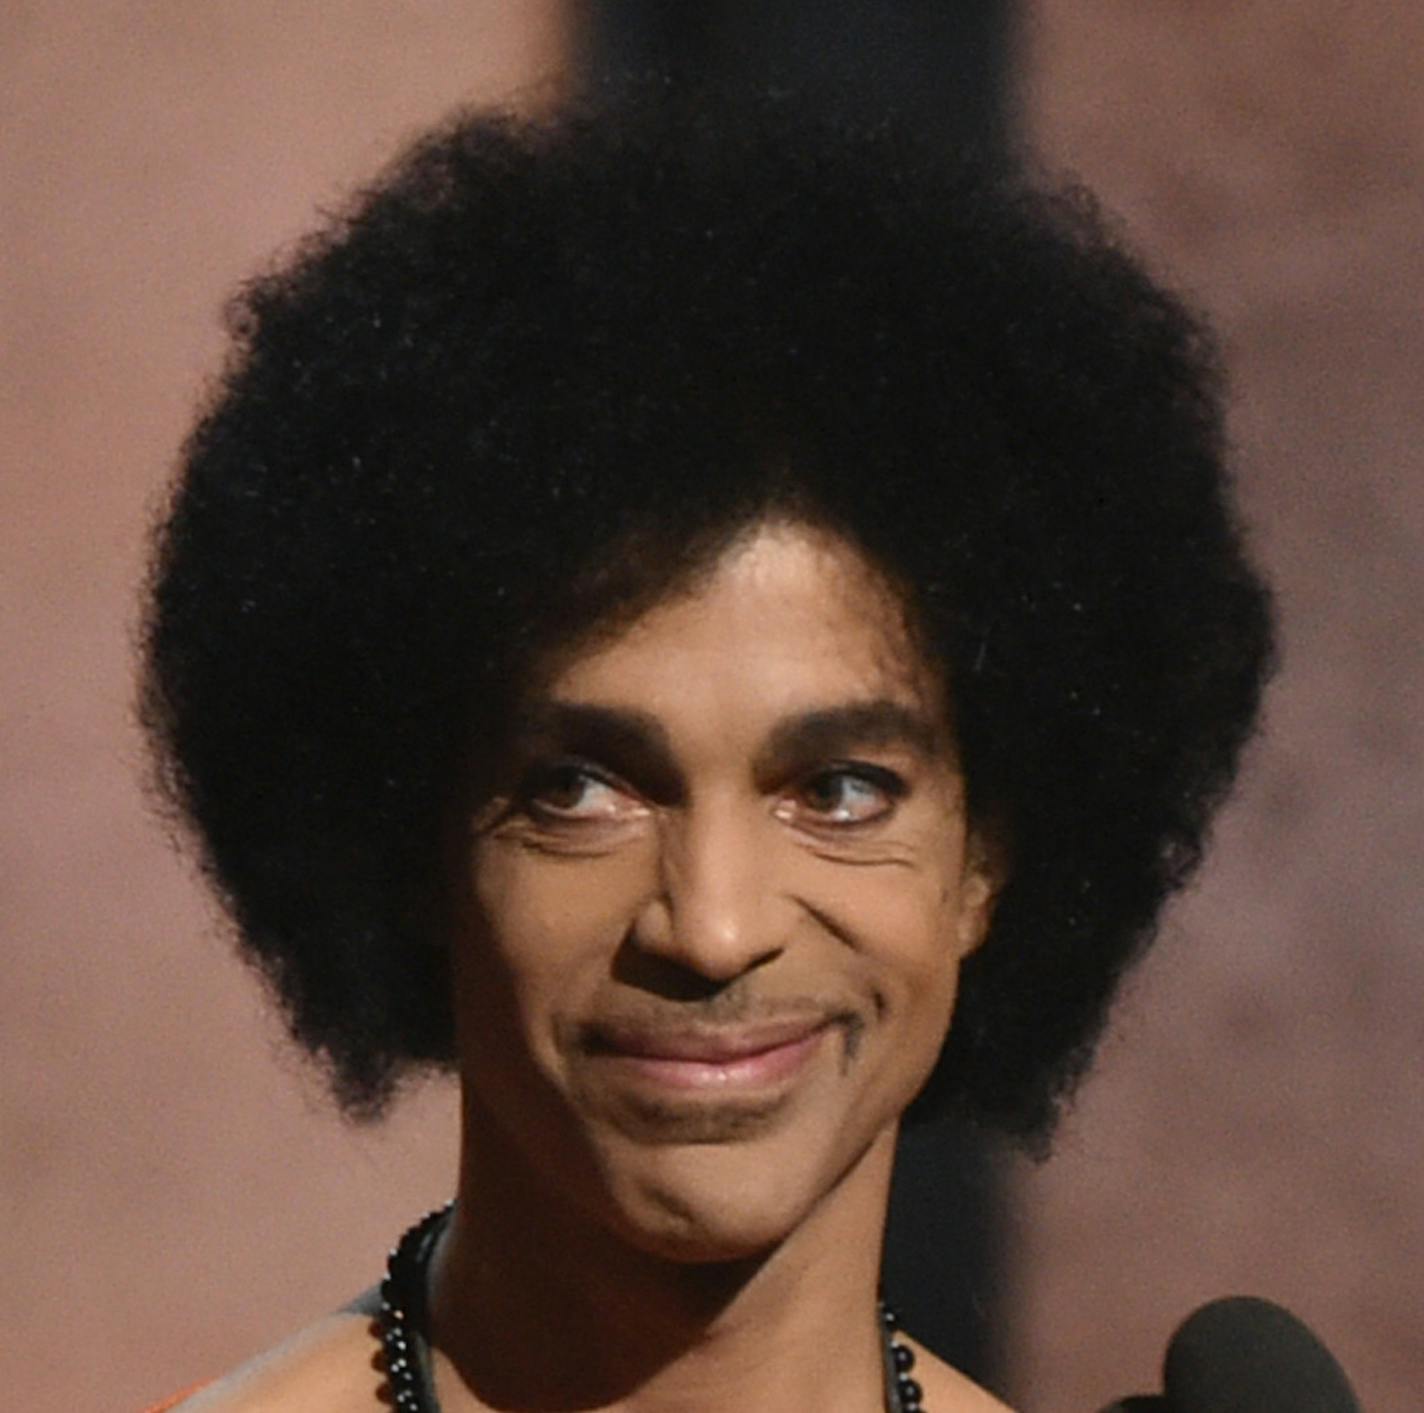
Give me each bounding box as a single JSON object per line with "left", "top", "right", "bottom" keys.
{"left": 614, "top": 1177, "right": 816, "bottom": 1265}
{"left": 598, "top": 1118, "right": 890, "bottom": 1266}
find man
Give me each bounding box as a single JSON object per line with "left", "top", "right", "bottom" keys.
{"left": 141, "top": 82, "right": 1273, "bottom": 1411}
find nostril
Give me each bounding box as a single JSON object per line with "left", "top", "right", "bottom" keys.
{"left": 610, "top": 945, "right": 740, "bottom": 1000}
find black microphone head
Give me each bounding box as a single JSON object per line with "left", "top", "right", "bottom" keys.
{"left": 1163, "top": 1295, "right": 1360, "bottom": 1413}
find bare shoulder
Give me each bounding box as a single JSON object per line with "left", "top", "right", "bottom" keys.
{"left": 904, "top": 1334, "right": 1018, "bottom": 1413}
{"left": 174, "top": 1299, "right": 383, "bottom": 1412}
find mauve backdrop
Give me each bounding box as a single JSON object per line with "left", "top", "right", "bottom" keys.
{"left": 3, "top": 5, "right": 1420, "bottom": 1409}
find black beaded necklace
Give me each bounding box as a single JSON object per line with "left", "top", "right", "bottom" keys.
{"left": 378, "top": 1204, "right": 926, "bottom": 1412}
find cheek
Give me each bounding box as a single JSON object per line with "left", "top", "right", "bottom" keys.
{"left": 465, "top": 842, "right": 649, "bottom": 1004}
{"left": 879, "top": 890, "right": 965, "bottom": 1039}
{"left": 871, "top": 883, "right": 968, "bottom": 1098}
{"left": 800, "top": 847, "right": 972, "bottom": 971}
{"left": 799, "top": 856, "right": 970, "bottom": 1054}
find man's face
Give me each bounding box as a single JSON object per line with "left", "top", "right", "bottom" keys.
{"left": 454, "top": 520, "right": 1000, "bottom": 1261}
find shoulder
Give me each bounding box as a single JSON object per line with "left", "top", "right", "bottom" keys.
{"left": 169, "top": 1296, "right": 383, "bottom": 1412}
{"left": 903, "top": 1333, "right": 1018, "bottom": 1413}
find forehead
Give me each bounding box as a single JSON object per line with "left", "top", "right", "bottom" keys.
{"left": 541, "top": 521, "right": 948, "bottom": 736}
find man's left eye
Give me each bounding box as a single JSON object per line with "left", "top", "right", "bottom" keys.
{"left": 780, "top": 767, "right": 902, "bottom": 826}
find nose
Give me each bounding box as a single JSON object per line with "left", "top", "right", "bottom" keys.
{"left": 629, "top": 795, "right": 788, "bottom": 984}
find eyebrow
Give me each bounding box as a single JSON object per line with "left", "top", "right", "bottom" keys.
{"left": 508, "top": 697, "right": 944, "bottom": 786}
{"left": 507, "top": 702, "right": 681, "bottom": 799}
{"left": 754, "top": 700, "right": 945, "bottom": 772}
{"left": 512, "top": 701, "right": 672, "bottom": 758}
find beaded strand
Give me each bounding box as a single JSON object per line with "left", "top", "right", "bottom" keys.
{"left": 378, "top": 1205, "right": 926, "bottom": 1412}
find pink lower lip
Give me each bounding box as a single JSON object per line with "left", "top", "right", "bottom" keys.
{"left": 595, "top": 1028, "right": 826, "bottom": 1091}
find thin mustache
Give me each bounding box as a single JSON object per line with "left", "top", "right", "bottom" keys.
{"left": 585, "top": 995, "right": 850, "bottom": 1026}
{"left": 566, "top": 998, "right": 858, "bottom": 1054}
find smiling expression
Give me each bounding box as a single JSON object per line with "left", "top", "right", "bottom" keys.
{"left": 453, "top": 519, "right": 1001, "bottom": 1260}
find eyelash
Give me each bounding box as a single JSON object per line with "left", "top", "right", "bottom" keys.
{"left": 516, "top": 759, "right": 906, "bottom": 829}
{"left": 520, "top": 759, "right": 635, "bottom": 823}
{"left": 784, "top": 763, "right": 906, "bottom": 825}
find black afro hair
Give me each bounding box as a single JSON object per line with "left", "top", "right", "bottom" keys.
{"left": 142, "top": 82, "right": 1274, "bottom": 1149}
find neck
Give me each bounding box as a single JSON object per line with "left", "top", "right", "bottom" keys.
{"left": 428, "top": 1102, "right": 899, "bottom": 1412}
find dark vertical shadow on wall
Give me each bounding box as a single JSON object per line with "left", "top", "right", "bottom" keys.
{"left": 884, "top": 1119, "right": 1006, "bottom": 1383}
{"left": 570, "top": 1, "right": 1014, "bottom": 1387}
{"left": 573, "top": 0, "right": 1008, "bottom": 150}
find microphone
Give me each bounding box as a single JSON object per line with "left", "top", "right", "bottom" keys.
{"left": 1098, "top": 1295, "right": 1361, "bottom": 1412}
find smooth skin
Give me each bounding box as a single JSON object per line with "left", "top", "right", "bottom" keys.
{"left": 179, "top": 520, "right": 1013, "bottom": 1412}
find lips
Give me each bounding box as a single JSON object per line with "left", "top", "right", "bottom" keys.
{"left": 581, "top": 1017, "right": 832, "bottom": 1091}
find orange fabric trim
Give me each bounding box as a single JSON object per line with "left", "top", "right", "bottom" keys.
{"left": 141, "top": 1383, "right": 210, "bottom": 1412}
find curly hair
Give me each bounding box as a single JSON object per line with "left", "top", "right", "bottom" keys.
{"left": 141, "top": 83, "right": 1273, "bottom": 1149}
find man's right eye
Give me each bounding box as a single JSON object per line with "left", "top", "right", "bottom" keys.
{"left": 524, "top": 763, "right": 644, "bottom": 824}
